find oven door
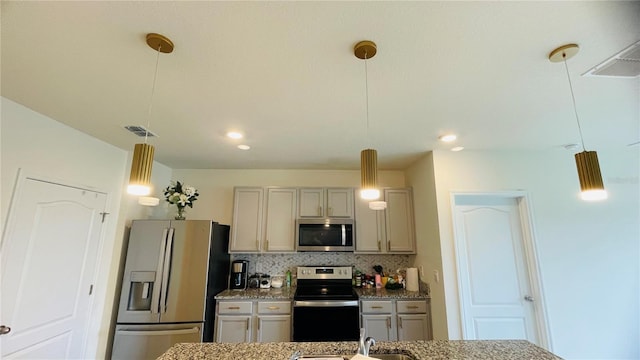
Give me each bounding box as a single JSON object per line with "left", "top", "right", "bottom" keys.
{"left": 292, "top": 300, "right": 359, "bottom": 342}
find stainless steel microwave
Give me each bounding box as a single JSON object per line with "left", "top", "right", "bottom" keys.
{"left": 296, "top": 219, "right": 354, "bottom": 252}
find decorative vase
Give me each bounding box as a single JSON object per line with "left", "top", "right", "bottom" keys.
{"left": 175, "top": 206, "right": 186, "bottom": 220}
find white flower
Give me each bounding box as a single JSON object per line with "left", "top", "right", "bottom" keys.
{"left": 178, "top": 194, "right": 189, "bottom": 206}
{"left": 184, "top": 186, "right": 196, "bottom": 196}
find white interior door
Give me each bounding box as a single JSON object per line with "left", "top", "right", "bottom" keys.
{"left": 452, "top": 194, "right": 545, "bottom": 345}
{"left": 1, "top": 177, "right": 106, "bottom": 359}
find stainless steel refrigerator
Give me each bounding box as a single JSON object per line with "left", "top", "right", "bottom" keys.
{"left": 111, "top": 220, "right": 230, "bottom": 360}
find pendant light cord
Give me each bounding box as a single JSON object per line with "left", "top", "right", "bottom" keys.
{"left": 364, "top": 51, "right": 370, "bottom": 147}
{"left": 144, "top": 44, "right": 162, "bottom": 144}
{"left": 562, "top": 55, "right": 586, "bottom": 151}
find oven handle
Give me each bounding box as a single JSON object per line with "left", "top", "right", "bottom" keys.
{"left": 293, "top": 300, "right": 359, "bottom": 307}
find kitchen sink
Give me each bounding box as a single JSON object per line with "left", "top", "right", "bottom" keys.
{"left": 299, "top": 354, "right": 415, "bottom": 360}
{"left": 370, "top": 354, "right": 415, "bottom": 360}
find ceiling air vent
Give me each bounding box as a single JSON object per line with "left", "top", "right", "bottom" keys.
{"left": 124, "top": 125, "right": 158, "bottom": 138}
{"left": 584, "top": 40, "right": 640, "bottom": 78}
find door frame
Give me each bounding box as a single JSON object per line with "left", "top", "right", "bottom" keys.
{"left": 1, "top": 168, "right": 112, "bottom": 359}
{"left": 450, "top": 191, "right": 552, "bottom": 350}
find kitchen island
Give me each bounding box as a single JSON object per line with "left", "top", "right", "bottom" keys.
{"left": 157, "top": 340, "right": 562, "bottom": 360}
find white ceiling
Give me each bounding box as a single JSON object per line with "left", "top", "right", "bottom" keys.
{"left": 2, "top": 1, "right": 638, "bottom": 170}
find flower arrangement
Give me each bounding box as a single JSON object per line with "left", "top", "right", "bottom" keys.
{"left": 164, "top": 181, "right": 199, "bottom": 219}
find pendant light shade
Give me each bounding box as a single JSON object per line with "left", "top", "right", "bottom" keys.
{"left": 549, "top": 44, "right": 607, "bottom": 201}
{"left": 126, "top": 33, "right": 173, "bottom": 196}
{"left": 360, "top": 148, "right": 380, "bottom": 200}
{"left": 575, "top": 151, "right": 607, "bottom": 201}
{"left": 127, "top": 143, "right": 155, "bottom": 195}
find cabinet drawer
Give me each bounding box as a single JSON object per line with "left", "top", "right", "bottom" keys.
{"left": 361, "top": 300, "right": 393, "bottom": 313}
{"left": 258, "top": 301, "right": 291, "bottom": 314}
{"left": 218, "top": 301, "right": 253, "bottom": 314}
{"left": 396, "top": 300, "right": 426, "bottom": 313}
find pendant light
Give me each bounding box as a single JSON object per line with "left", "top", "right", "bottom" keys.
{"left": 127, "top": 33, "right": 174, "bottom": 196}
{"left": 549, "top": 44, "right": 607, "bottom": 201}
{"left": 355, "top": 40, "right": 381, "bottom": 201}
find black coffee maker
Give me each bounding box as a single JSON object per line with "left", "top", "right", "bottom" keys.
{"left": 230, "top": 260, "right": 249, "bottom": 290}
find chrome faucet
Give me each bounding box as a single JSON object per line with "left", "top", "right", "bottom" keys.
{"left": 357, "top": 328, "right": 376, "bottom": 356}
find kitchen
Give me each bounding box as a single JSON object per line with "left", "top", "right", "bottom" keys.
{"left": 1, "top": 2, "right": 638, "bottom": 360}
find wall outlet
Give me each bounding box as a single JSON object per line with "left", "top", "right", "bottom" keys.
{"left": 433, "top": 270, "right": 440, "bottom": 284}
{"left": 419, "top": 265, "right": 425, "bottom": 278}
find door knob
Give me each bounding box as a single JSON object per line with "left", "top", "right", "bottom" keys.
{"left": 0, "top": 325, "right": 11, "bottom": 335}
{"left": 524, "top": 295, "right": 535, "bottom": 302}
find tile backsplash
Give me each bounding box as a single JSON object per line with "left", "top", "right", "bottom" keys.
{"left": 231, "top": 253, "right": 414, "bottom": 278}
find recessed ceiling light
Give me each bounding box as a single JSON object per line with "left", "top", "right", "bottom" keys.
{"left": 237, "top": 144, "right": 251, "bottom": 150}
{"left": 451, "top": 146, "right": 465, "bottom": 152}
{"left": 439, "top": 134, "right": 457, "bottom": 142}
{"left": 227, "top": 131, "right": 243, "bottom": 139}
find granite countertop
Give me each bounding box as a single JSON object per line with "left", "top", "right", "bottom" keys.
{"left": 215, "top": 287, "right": 429, "bottom": 300}
{"left": 215, "top": 287, "right": 296, "bottom": 300}
{"left": 356, "top": 288, "right": 430, "bottom": 299}
{"left": 157, "top": 340, "right": 563, "bottom": 360}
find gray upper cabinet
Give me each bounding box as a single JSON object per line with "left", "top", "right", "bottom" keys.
{"left": 264, "top": 188, "right": 297, "bottom": 252}
{"left": 230, "top": 187, "right": 297, "bottom": 253}
{"left": 230, "top": 187, "right": 264, "bottom": 253}
{"left": 385, "top": 188, "right": 416, "bottom": 253}
{"left": 354, "top": 193, "right": 386, "bottom": 253}
{"left": 231, "top": 186, "right": 414, "bottom": 254}
{"left": 298, "top": 188, "right": 353, "bottom": 218}
{"left": 355, "top": 188, "right": 416, "bottom": 254}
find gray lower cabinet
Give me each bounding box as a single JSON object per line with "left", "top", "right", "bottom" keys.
{"left": 215, "top": 300, "right": 291, "bottom": 343}
{"left": 360, "top": 299, "right": 431, "bottom": 341}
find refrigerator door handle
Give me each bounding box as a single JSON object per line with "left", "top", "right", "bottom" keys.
{"left": 151, "top": 228, "right": 169, "bottom": 314}
{"left": 115, "top": 326, "right": 200, "bottom": 337}
{"left": 160, "top": 227, "right": 175, "bottom": 314}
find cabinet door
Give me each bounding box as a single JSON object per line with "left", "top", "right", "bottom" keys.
{"left": 298, "top": 188, "right": 324, "bottom": 217}
{"left": 215, "top": 315, "right": 252, "bottom": 343}
{"left": 361, "top": 314, "right": 396, "bottom": 341}
{"left": 264, "top": 188, "right": 297, "bottom": 252}
{"left": 397, "top": 314, "right": 428, "bottom": 341}
{"left": 384, "top": 189, "right": 416, "bottom": 253}
{"left": 355, "top": 195, "right": 386, "bottom": 253}
{"left": 256, "top": 315, "right": 291, "bottom": 342}
{"left": 230, "top": 188, "right": 263, "bottom": 252}
{"left": 326, "top": 188, "right": 354, "bottom": 218}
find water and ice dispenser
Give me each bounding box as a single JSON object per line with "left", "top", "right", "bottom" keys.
{"left": 127, "top": 271, "right": 156, "bottom": 311}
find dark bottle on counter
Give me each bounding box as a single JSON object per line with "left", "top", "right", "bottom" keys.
{"left": 355, "top": 270, "right": 362, "bottom": 288}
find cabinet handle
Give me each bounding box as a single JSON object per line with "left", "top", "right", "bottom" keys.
{"left": 377, "top": 241, "right": 381, "bottom": 251}
{"left": 407, "top": 306, "right": 419, "bottom": 309}
{"left": 227, "top": 306, "right": 240, "bottom": 310}
{"left": 319, "top": 206, "right": 323, "bottom": 216}
{"left": 246, "top": 320, "right": 250, "bottom": 331}
{"left": 257, "top": 319, "right": 260, "bottom": 330}
{"left": 267, "top": 306, "right": 280, "bottom": 310}
{"left": 398, "top": 317, "right": 403, "bottom": 328}
{"left": 256, "top": 240, "right": 260, "bottom": 251}
{"left": 265, "top": 240, "right": 269, "bottom": 251}
{"left": 387, "top": 241, "right": 390, "bottom": 252}
{"left": 386, "top": 317, "right": 391, "bottom": 329}
{"left": 371, "top": 306, "right": 383, "bottom": 309}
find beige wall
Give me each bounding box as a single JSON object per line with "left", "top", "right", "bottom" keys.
{"left": 405, "top": 152, "right": 448, "bottom": 339}
{"left": 427, "top": 148, "right": 639, "bottom": 359}
{"left": 1, "top": 97, "right": 174, "bottom": 359}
